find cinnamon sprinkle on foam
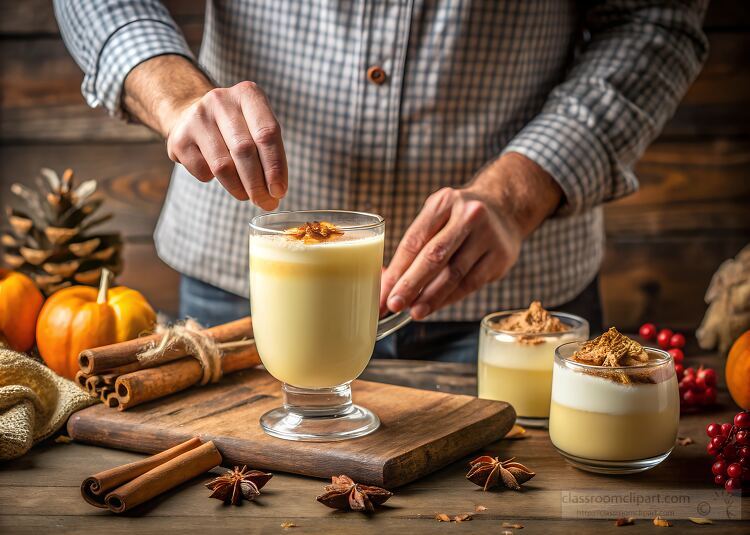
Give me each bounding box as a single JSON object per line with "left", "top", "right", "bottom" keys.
{"left": 491, "top": 301, "right": 569, "bottom": 345}
{"left": 283, "top": 221, "right": 344, "bottom": 244}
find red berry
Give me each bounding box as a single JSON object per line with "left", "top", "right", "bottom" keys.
{"left": 668, "top": 348, "right": 684, "bottom": 364}
{"left": 704, "top": 387, "right": 717, "bottom": 405}
{"left": 739, "top": 446, "right": 750, "bottom": 460}
{"left": 681, "top": 376, "right": 696, "bottom": 390}
{"left": 669, "top": 333, "right": 686, "bottom": 349}
{"left": 708, "top": 445, "right": 719, "bottom": 456}
{"left": 684, "top": 367, "right": 696, "bottom": 377}
{"left": 727, "top": 463, "right": 743, "bottom": 479}
{"left": 721, "top": 423, "right": 733, "bottom": 436}
{"left": 712, "top": 459, "right": 727, "bottom": 475}
{"left": 735, "top": 411, "right": 750, "bottom": 429}
{"left": 707, "top": 423, "right": 722, "bottom": 437}
{"left": 711, "top": 435, "right": 727, "bottom": 449}
{"left": 675, "top": 363, "right": 684, "bottom": 378}
{"left": 715, "top": 474, "right": 727, "bottom": 485}
{"left": 657, "top": 329, "right": 673, "bottom": 349}
{"left": 725, "top": 477, "right": 742, "bottom": 492}
{"left": 736, "top": 430, "right": 749, "bottom": 445}
{"left": 639, "top": 323, "right": 657, "bottom": 340}
{"left": 683, "top": 389, "right": 697, "bottom": 405}
{"left": 724, "top": 445, "right": 738, "bottom": 461}
{"left": 701, "top": 368, "right": 717, "bottom": 388}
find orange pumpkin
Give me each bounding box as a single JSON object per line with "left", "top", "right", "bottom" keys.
{"left": 36, "top": 270, "right": 156, "bottom": 379}
{"left": 0, "top": 269, "right": 45, "bottom": 351}
{"left": 726, "top": 330, "right": 750, "bottom": 410}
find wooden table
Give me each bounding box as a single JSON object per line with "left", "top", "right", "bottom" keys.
{"left": 1, "top": 354, "right": 748, "bottom": 533}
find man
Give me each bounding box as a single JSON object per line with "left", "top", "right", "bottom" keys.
{"left": 55, "top": 1, "right": 707, "bottom": 361}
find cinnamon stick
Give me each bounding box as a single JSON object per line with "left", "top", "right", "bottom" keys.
{"left": 105, "top": 441, "right": 222, "bottom": 513}
{"left": 81, "top": 437, "right": 203, "bottom": 508}
{"left": 105, "top": 392, "right": 120, "bottom": 408}
{"left": 74, "top": 370, "right": 89, "bottom": 389}
{"left": 85, "top": 375, "right": 101, "bottom": 395}
{"left": 78, "top": 317, "right": 252, "bottom": 374}
{"left": 115, "top": 344, "right": 260, "bottom": 410}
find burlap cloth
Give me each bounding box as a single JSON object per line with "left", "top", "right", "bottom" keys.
{"left": 0, "top": 348, "right": 96, "bottom": 460}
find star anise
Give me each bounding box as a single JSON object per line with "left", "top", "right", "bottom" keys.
{"left": 316, "top": 475, "right": 393, "bottom": 512}
{"left": 284, "top": 221, "right": 344, "bottom": 242}
{"left": 205, "top": 465, "right": 272, "bottom": 505}
{"left": 466, "top": 456, "right": 535, "bottom": 491}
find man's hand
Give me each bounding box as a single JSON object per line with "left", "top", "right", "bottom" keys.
{"left": 123, "top": 55, "right": 287, "bottom": 209}
{"left": 380, "top": 153, "right": 563, "bottom": 320}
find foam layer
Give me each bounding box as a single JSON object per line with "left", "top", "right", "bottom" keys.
{"left": 479, "top": 332, "right": 580, "bottom": 371}
{"left": 551, "top": 362, "right": 678, "bottom": 415}
{"left": 250, "top": 232, "right": 384, "bottom": 264}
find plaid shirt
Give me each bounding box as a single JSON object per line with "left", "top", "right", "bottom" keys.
{"left": 55, "top": 0, "right": 707, "bottom": 321}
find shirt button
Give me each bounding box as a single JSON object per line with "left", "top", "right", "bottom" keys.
{"left": 367, "top": 65, "right": 386, "bottom": 85}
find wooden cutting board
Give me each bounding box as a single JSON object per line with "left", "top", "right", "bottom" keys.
{"left": 67, "top": 368, "right": 515, "bottom": 488}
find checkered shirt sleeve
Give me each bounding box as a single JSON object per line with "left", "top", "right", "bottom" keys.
{"left": 54, "top": 0, "right": 195, "bottom": 119}
{"left": 504, "top": 1, "right": 709, "bottom": 215}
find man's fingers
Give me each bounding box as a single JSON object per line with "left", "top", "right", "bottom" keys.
{"left": 194, "top": 121, "right": 249, "bottom": 201}
{"left": 171, "top": 143, "right": 214, "bottom": 182}
{"left": 436, "top": 253, "right": 498, "bottom": 310}
{"left": 380, "top": 189, "right": 455, "bottom": 309}
{"left": 386, "top": 210, "right": 470, "bottom": 312}
{"left": 240, "top": 83, "right": 288, "bottom": 200}
{"left": 409, "top": 234, "right": 487, "bottom": 320}
{"left": 213, "top": 101, "right": 277, "bottom": 210}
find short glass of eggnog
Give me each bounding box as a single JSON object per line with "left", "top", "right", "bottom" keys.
{"left": 549, "top": 329, "right": 679, "bottom": 474}
{"left": 478, "top": 302, "right": 588, "bottom": 428}
{"left": 249, "top": 210, "right": 410, "bottom": 441}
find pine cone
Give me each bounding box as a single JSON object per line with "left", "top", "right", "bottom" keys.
{"left": 1, "top": 168, "right": 122, "bottom": 295}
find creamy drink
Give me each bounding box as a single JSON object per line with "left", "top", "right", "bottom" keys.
{"left": 250, "top": 222, "right": 383, "bottom": 389}
{"left": 549, "top": 328, "right": 679, "bottom": 473}
{"left": 478, "top": 302, "right": 588, "bottom": 426}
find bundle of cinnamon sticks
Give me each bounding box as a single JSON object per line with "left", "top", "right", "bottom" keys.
{"left": 82, "top": 437, "right": 222, "bottom": 513}
{"left": 75, "top": 317, "right": 261, "bottom": 410}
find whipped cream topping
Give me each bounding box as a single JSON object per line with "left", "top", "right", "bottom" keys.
{"left": 552, "top": 362, "right": 678, "bottom": 415}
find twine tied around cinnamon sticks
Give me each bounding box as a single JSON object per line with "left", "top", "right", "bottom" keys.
{"left": 76, "top": 316, "right": 261, "bottom": 410}
{"left": 136, "top": 319, "right": 256, "bottom": 385}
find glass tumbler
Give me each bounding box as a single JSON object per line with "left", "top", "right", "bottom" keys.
{"left": 249, "top": 210, "right": 410, "bottom": 441}
{"left": 549, "top": 342, "right": 679, "bottom": 474}
{"left": 478, "top": 311, "right": 588, "bottom": 428}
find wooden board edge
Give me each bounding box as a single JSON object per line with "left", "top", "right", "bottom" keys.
{"left": 67, "top": 408, "right": 194, "bottom": 454}
{"left": 381, "top": 399, "right": 516, "bottom": 488}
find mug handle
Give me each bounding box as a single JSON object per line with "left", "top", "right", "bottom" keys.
{"left": 376, "top": 310, "right": 412, "bottom": 341}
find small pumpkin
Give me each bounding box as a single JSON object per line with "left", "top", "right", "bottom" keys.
{"left": 726, "top": 330, "right": 750, "bottom": 410}
{"left": 36, "top": 269, "right": 156, "bottom": 379}
{"left": 0, "top": 269, "right": 45, "bottom": 351}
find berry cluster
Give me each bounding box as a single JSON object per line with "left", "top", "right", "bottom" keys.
{"left": 639, "top": 323, "right": 685, "bottom": 352}
{"left": 639, "top": 323, "right": 716, "bottom": 410}
{"left": 679, "top": 366, "right": 718, "bottom": 409}
{"left": 707, "top": 411, "right": 750, "bottom": 493}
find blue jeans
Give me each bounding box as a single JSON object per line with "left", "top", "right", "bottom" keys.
{"left": 179, "top": 274, "right": 602, "bottom": 363}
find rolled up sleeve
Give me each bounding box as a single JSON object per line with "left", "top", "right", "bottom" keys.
{"left": 503, "top": 0, "right": 709, "bottom": 215}
{"left": 54, "top": 0, "right": 194, "bottom": 119}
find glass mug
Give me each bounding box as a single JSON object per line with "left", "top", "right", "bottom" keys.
{"left": 549, "top": 341, "right": 679, "bottom": 473}
{"left": 478, "top": 311, "right": 588, "bottom": 428}
{"left": 249, "top": 210, "right": 411, "bottom": 441}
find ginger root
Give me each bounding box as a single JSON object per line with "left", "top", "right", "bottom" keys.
{"left": 696, "top": 244, "right": 750, "bottom": 355}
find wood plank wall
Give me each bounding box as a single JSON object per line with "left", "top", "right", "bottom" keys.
{"left": 1, "top": 1, "right": 748, "bottom": 330}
